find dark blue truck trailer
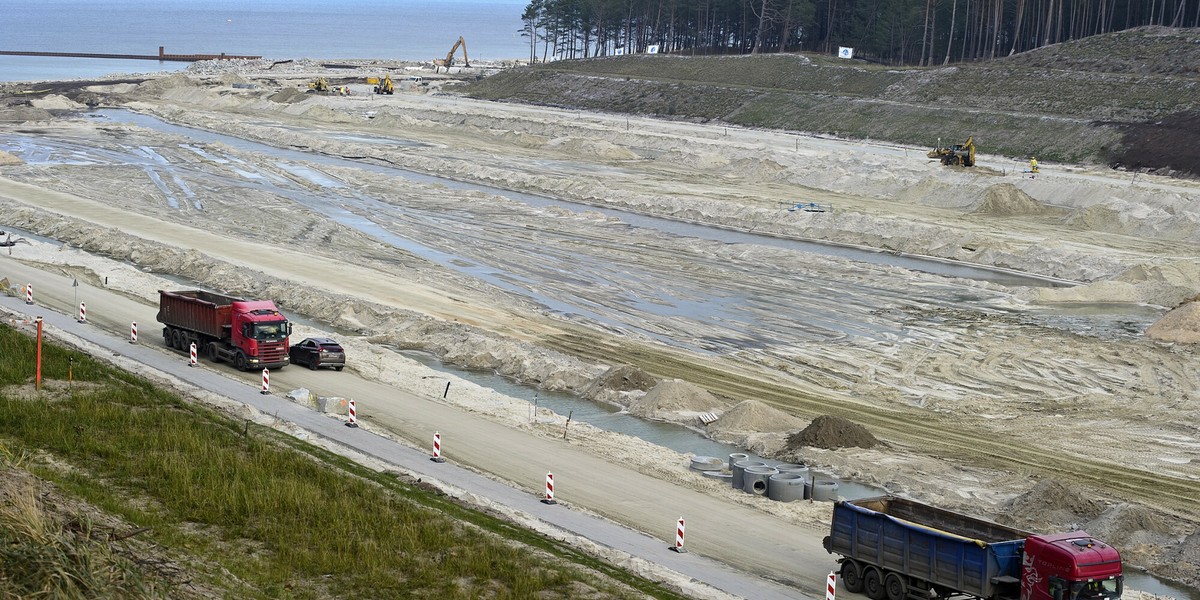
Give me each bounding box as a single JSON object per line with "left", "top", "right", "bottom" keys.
{"left": 824, "top": 496, "right": 1122, "bottom": 600}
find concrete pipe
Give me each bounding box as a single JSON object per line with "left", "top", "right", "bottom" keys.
{"left": 689, "top": 456, "right": 724, "bottom": 471}
{"left": 776, "top": 463, "right": 809, "bottom": 474}
{"left": 742, "top": 466, "right": 778, "bottom": 495}
{"left": 732, "top": 460, "right": 765, "bottom": 490}
{"left": 767, "top": 472, "right": 808, "bottom": 502}
{"left": 811, "top": 479, "right": 841, "bottom": 502}
{"left": 702, "top": 470, "right": 733, "bottom": 481}
{"left": 728, "top": 453, "right": 748, "bottom": 477}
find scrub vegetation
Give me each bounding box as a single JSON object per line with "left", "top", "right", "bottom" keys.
{"left": 0, "top": 324, "right": 686, "bottom": 600}
{"left": 467, "top": 26, "right": 1200, "bottom": 174}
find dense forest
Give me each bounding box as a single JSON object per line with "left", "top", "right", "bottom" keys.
{"left": 519, "top": 0, "right": 1200, "bottom": 65}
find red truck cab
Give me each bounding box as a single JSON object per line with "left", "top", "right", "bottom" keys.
{"left": 1022, "top": 532, "right": 1123, "bottom": 600}
{"left": 229, "top": 300, "right": 291, "bottom": 369}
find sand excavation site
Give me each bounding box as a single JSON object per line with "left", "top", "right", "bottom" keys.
{"left": 1, "top": 60, "right": 1199, "bottom": 595}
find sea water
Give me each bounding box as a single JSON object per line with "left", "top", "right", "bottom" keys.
{"left": 0, "top": 0, "right": 529, "bottom": 82}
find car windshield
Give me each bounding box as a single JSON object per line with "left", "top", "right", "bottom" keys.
{"left": 251, "top": 321, "right": 288, "bottom": 341}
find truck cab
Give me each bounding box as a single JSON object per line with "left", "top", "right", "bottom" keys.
{"left": 1022, "top": 533, "right": 1123, "bottom": 600}
{"left": 230, "top": 301, "right": 291, "bottom": 369}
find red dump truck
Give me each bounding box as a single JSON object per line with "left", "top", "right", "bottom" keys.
{"left": 825, "top": 496, "right": 1122, "bottom": 600}
{"left": 157, "top": 290, "right": 291, "bottom": 371}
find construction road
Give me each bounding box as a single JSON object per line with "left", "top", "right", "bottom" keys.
{"left": 0, "top": 256, "right": 838, "bottom": 600}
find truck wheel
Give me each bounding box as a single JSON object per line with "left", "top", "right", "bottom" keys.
{"left": 208, "top": 343, "right": 220, "bottom": 362}
{"left": 884, "top": 572, "right": 907, "bottom": 600}
{"left": 235, "top": 353, "right": 248, "bottom": 371}
{"left": 333, "top": 366, "right": 343, "bottom": 372}
{"left": 840, "top": 561, "right": 865, "bottom": 593}
{"left": 863, "top": 568, "right": 886, "bottom": 600}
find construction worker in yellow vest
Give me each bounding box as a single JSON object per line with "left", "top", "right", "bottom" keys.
{"left": 1029, "top": 156, "right": 1039, "bottom": 178}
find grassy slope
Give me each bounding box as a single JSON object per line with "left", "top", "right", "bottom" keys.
{"left": 0, "top": 324, "right": 687, "bottom": 600}
{"left": 465, "top": 26, "right": 1200, "bottom": 171}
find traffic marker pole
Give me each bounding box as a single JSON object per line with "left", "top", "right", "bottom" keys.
{"left": 130, "top": 321, "right": 137, "bottom": 344}
{"left": 671, "top": 517, "right": 687, "bottom": 553}
{"left": 431, "top": 431, "right": 445, "bottom": 462}
{"left": 189, "top": 342, "right": 198, "bottom": 367}
{"left": 346, "top": 398, "right": 358, "bottom": 428}
{"left": 826, "top": 571, "right": 837, "bottom": 600}
{"left": 260, "top": 368, "right": 270, "bottom": 394}
{"left": 541, "top": 471, "right": 556, "bottom": 505}
{"left": 77, "top": 302, "right": 86, "bottom": 323}
{"left": 25, "top": 284, "right": 33, "bottom": 305}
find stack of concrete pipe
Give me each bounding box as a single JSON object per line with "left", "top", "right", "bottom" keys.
{"left": 718, "top": 454, "right": 841, "bottom": 502}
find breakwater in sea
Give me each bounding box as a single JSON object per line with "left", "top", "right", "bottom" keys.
{"left": 0, "top": 47, "right": 259, "bottom": 63}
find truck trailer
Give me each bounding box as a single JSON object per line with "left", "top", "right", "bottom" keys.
{"left": 825, "top": 496, "right": 1122, "bottom": 600}
{"left": 157, "top": 289, "right": 291, "bottom": 371}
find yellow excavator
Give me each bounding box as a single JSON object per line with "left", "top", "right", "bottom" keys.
{"left": 433, "top": 36, "right": 469, "bottom": 72}
{"left": 927, "top": 136, "right": 976, "bottom": 167}
{"left": 307, "top": 77, "right": 329, "bottom": 93}
{"left": 373, "top": 74, "right": 394, "bottom": 94}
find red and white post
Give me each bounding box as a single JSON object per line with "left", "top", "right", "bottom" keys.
{"left": 671, "top": 517, "right": 687, "bottom": 553}
{"left": 25, "top": 283, "right": 33, "bottom": 305}
{"left": 129, "top": 321, "right": 137, "bottom": 344}
{"left": 77, "top": 302, "right": 86, "bottom": 323}
{"left": 260, "top": 368, "right": 270, "bottom": 394}
{"left": 345, "top": 398, "right": 358, "bottom": 428}
{"left": 826, "top": 571, "right": 837, "bottom": 600}
{"left": 431, "top": 431, "right": 445, "bottom": 462}
{"left": 541, "top": 471, "right": 556, "bottom": 505}
{"left": 189, "top": 342, "right": 198, "bottom": 367}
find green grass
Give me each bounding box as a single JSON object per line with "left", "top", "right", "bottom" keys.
{"left": 0, "top": 324, "right": 689, "bottom": 599}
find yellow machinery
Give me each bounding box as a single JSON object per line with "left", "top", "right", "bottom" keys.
{"left": 927, "top": 136, "right": 976, "bottom": 166}
{"left": 433, "top": 36, "right": 470, "bottom": 72}
{"left": 307, "top": 77, "right": 329, "bottom": 93}
{"left": 373, "top": 74, "right": 394, "bottom": 94}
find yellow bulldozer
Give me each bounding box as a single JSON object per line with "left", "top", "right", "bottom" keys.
{"left": 433, "top": 36, "right": 469, "bottom": 72}
{"left": 927, "top": 136, "right": 976, "bottom": 167}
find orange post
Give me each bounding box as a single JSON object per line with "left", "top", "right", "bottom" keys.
{"left": 35, "top": 317, "right": 43, "bottom": 391}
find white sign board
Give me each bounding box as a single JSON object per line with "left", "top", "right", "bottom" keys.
{"left": 615, "top": 47, "right": 625, "bottom": 56}
{"left": 646, "top": 44, "right": 660, "bottom": 54}
{"left": 838, "top": 46, "right": 854, "bottom": 59}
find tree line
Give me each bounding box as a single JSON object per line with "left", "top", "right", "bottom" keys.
{"left": 520, "top": 0, "right": 1200, "bottom": 65}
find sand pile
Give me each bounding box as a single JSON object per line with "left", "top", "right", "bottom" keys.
{"left": 1157, "top": 529, "right": 1200, "bottom": 588}
{"left": 709, "top": 400, "right": 806, "bottom": 434}
{"left": 627, "top": 379, "right": 727, "bottom": 419}
{"left": 1000, "top": 480, "right": 1106, "bottom": 530}
{"left": 971, "top": 183, "right": 1062, "bottom": 216}
{"left": 30, "top": 94, "right": 87, "bottom": 111}
{"left": 785, "top": 415, "right": 879, "bottom": 450}
{"left": 581, "top": 365, "right": 657, "bottom": 405}
{"left": 132, "top": 73, "right": 197, "bottom": 95}
{"left": 1145, "top": 300, "right": 1200, "bottom": 343}
{"left": 268, "top": 87, "right": 310, "bottom": 104}
{"left": 0, "top": 151, "right": 23, "bottom": 165}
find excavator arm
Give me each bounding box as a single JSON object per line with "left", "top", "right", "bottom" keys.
{"left": 434, "top": 37, "right": 470, "bottom": 72}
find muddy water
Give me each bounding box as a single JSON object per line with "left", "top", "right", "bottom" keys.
{"left": 56, "top": 110, "right": 1158, "bottom": 353}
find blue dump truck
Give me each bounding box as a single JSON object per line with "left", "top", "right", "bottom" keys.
{"left": 825, "top": 496, "right": 1122, "bottom": 600}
